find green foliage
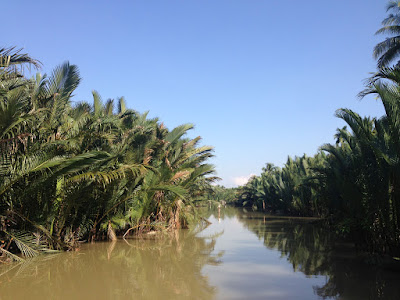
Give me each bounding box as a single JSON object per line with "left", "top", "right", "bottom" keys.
{"left": 232, "top": 2, "right": 400, "bottom": 257}
{"left": 374, "top": 1, "right": 400, "bottom": 68}
{"left": 235, "top": 99, "right": 400, "bottom": 256}
{"left": 0, "top": 47, "right": 217, "bottom": 258}
{"left": 206, "top": 185, "right": 238, "bottom": 204}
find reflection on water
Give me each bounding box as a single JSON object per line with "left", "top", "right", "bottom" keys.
{"left": 0, "top": 229, "right": 220, "bottom": 300}
{"left": 203, "top": 207, "right": 400, "bottom": 300}
{"left": 1, "top": 207, "right": 400, "bottom": 300}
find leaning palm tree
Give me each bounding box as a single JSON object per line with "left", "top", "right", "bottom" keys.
{"left": 374, "top": 1, "right": 400, "bottom": 68}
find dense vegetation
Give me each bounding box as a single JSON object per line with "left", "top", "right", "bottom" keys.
{"left": 234, "top": 2, "right": 400, "bottom": 257}
{"left": 3, "top": 1, "right": 400, "bottom": 263}
{"left": 205, "top": 185, "right": 237, "bottom": 205}
{"left": 0, "top": 48, "right": 217, "bottom": 261}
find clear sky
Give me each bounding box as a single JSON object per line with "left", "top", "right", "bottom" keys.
{"left": 4, "top": 0, "right": 387, "bottom": 187}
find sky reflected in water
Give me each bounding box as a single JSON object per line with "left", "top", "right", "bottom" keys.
{"left": 200, "top": 211, "right": 327, "bottom": 299}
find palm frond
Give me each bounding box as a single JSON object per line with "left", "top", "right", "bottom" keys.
{"left": 165, "top": 123, "right": 194, "bottom": 144}
{"left": 0, "top": 247, "right": 25, "bottom": 262}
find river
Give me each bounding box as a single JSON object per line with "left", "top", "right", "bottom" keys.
{"left": 0, "top": 207, "right": 399, "bottom": 299}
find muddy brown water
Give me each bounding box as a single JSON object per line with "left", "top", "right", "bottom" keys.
{"left": 1, "top": 207, "right": 399, "bottom": 300}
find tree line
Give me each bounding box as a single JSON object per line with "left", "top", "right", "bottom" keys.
{"left": 232, "top": 1, "right": 400, "bottom": 257}
{"left": 0, "top": 48, "right": 217, "bottom": 261}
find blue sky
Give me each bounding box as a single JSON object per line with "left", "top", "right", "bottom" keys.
{"left": 4, "top": 0, "right": 387, "bottom": 187}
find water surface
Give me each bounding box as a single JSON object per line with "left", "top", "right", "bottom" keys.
{"left": 1, "top": 207, "right": 399, "bottom": 299}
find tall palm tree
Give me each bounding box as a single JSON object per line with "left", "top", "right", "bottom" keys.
{"left": 374, "top": 1, "right": 400, "bottom": 68}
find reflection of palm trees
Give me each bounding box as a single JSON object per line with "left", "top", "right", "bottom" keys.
{"left": 235, "top": 209, "right": 400, "bottom": 300}
{"left": 0, "top": 230, "right": 221, "bottom": 300}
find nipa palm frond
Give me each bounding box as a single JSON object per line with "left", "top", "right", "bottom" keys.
{"left": 5, "top": 230, "right": 56, "bottom": 259}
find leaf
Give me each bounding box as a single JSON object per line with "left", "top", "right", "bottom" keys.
{"left": 7, "top": 231, "right": 39, "bottom": 258}
{"left": 0, "top": 247, "right": 25, "bottom": 262}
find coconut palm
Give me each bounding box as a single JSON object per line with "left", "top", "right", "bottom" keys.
{"left": 374, "top": 1, "right": 400, "bottom": 68}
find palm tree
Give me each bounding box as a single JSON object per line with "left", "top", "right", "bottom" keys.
{"left": 374, "top": 1, "right": 400, "bottom": 68}
{"left": 1, "top": 46, "right": 218, "bottom": 259}
{"left": 0, "top": 47, "right": 40, "bottom": 79}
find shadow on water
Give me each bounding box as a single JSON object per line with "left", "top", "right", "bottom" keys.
{"left": 0, "top": 228, "right": 222, "bottom": 300}
{"left": 220, "top": 207, "right": 400, "bottom": 300}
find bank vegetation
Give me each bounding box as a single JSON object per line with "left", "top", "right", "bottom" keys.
{"left": 0, "top": 48, "right": 217, "bottom": 261}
